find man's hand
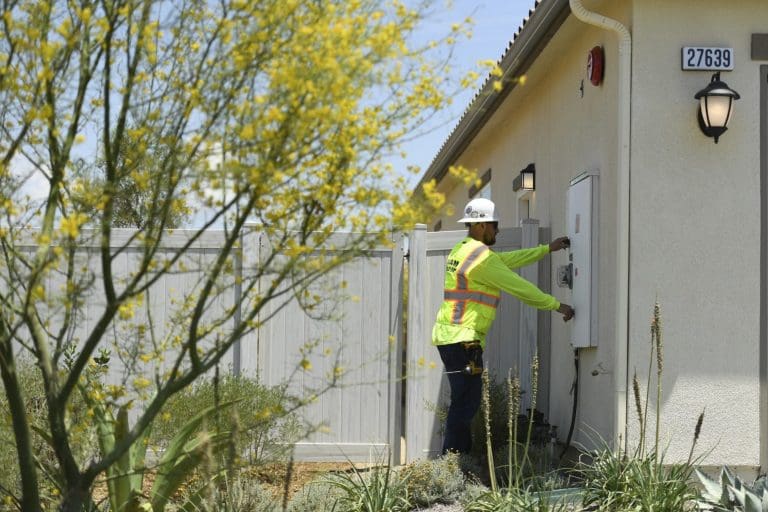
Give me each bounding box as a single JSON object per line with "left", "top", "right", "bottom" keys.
{"left": 549, "top": 237, "right": 570, "bottom": 252}
{"left": 558, "top": 303, "right": 575, "bottom": 322}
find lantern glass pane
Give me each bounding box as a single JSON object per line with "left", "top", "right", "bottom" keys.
{"left": 704, "top": 95, "right": 732, "bottom": 128}
{"left": 699, "top": 99, "right": 709, "bottom": 127}
{"left": 522, "top": 172, "right": 534, "bottom": 190}
{"left": 724, "top": 97, "right": 734, "bottom": 126}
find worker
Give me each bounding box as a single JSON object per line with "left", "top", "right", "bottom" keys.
{"left": 432, "top": 197, "right": 574, "bottom": 455}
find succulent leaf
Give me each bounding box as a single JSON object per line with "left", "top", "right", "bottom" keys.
{"left": 697, "top": 468, "right": 725, "bottom": 503}
{"left": 694, "top": 466, "right": 768, "bottom": 511}
{"left": 743, "top": 487, "right": 763, "bottom": 512}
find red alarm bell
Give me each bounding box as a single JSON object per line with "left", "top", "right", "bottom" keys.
{"left": 587, "top": 46, "right": 604, "bottom": 86}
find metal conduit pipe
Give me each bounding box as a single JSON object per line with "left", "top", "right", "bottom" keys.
{"left": 568, "top": 0, "right": 632, "bottom": 452}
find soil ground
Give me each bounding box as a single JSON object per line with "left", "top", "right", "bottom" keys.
{"left": 90, "top": 461, "right": 356, "bottom": 507}
{"left": 250, "top": 461, "right": 359, "bottom": 500}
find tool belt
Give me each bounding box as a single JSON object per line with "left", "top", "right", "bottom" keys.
{"left": 461, "top": 341, "right": 483, "bottom": 375}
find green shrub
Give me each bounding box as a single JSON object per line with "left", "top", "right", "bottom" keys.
{"left": 401, "top": 452, "right": 466, "bottom": 507}
{"left": 170, "top": 472, "right": 278, "bottom": 512}
{"left": 460, "top": 483, "right": 492, "bottom": 508}
{"left": 287, "top": 477, "right": 345, "bottom": 512}
{"left": 151, "top": 374, "right": 303, "bottom": 466}
{"left": 0, "top": 359, "right": 97, "bottom": 510}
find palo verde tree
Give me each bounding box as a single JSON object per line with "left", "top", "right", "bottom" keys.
{"left": 71, "top": 133, "right": 192, "bottom": 228}
{"left": 0, "top": 0, "right": 470, "bottom": 510}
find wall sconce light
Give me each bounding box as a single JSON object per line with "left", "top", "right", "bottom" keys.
{"left": 513, "top": 164, "right": 535, "bottom": 192}
{"left": 694, "top": 72, "right": 740, "bottom": 143}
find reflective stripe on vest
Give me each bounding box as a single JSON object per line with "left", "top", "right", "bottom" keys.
{"left": 443, "top": 290, "right": 500, "bottom": 308}
{"left": 447, "top": 245, "right": 498, "bottom": 323}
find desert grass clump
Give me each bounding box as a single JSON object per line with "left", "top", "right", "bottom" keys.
{"left": 465, "top": 486, "right": 572, "bottom": 512}
{"left": 652, "top": 301, "right": 664, "bottom": 452}
{"left": 466, "top": 355, "right": 571, "bottom": 511}
{"left": 507, "top": 369, "right": 522, "bottom": 488}
{"left": 580, "top": 302, "right": 702, "bottom": 512}
{"left": 481, "top": 368, "right": 498, "bottom": 492}
{"left": 324, "top": 457, "right": 410, "bottom": 512}
{"left": 519, "top": 355, "right": 540, "bottom": 482}
{"left": 469, "top": 374, "right": 509, "bottom": 465}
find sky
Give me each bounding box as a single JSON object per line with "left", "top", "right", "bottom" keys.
{"left": 401, "top": 0, "right": 538, "bottom": 185}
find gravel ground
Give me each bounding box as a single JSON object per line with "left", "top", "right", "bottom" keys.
{"left": 421, "top": 504, "right": 464, "bottom": 512}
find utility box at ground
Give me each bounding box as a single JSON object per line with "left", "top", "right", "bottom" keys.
{"left": 567, "top": 172, "right": 599, "bottom": 348}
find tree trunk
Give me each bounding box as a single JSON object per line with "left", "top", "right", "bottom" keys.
{"left": 58, "top": 484, "right": 89, "bottom": 512}
{"left": 0, "top": 346, "right": 42, "bottom": 512}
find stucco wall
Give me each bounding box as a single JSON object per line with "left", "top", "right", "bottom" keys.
{"left": 425, "top": 0, "right": 766, "bottom": 467}
{"left": 628, "top": 0, "right": 764, "bottom": 468}
{"left": 432, "top": 0, "right": 629, "bottom": 450}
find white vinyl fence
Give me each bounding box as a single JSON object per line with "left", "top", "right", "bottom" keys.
{"left": 16, "top": 221, "right": 551, "bottom": 463}
{"left": 237, "top": 229, "right": 405, "bottom": 463}
{"left": 17, "top": 229, "right": 237, "bottom": 387}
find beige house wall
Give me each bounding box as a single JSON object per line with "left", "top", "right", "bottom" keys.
{"left": 432, "top": 0, "right": 629, "bottom": 450}
{"left": 628, "top": 0, "right": 764, "bottom": 469}
{"left": 424, "top": 0, "right": 766, "bottom": 469}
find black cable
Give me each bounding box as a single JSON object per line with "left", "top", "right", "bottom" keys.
{"left": 560, "top": 348, "right": 579, "bottom": 460}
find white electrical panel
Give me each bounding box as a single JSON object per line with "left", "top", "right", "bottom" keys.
{"left": 567, "top": 172, "right": 599, "bottom": 348}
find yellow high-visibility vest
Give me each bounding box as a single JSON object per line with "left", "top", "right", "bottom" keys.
{"left": 432, "top": 238, "right": 499, "bottom": 346}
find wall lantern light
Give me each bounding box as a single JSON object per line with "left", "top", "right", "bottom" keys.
{"left": 513, "top": 164, "right": 536, "bottom": 192}
{"left": 694, "top": 72, "right": 740, "bottom": 143}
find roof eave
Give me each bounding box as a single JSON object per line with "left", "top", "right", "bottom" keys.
{"left": 414, "top": 0, "right": 571, "bottom": 193}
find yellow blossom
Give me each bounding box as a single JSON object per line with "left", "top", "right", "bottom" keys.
{"left": 133, "top": 377, "right": 151, "bottom": 390}
{"left": 118, "top": 302, "right": 135, "bottom": 320}
{"left": 60, "top": 215, "right": 84, "bottom": 238}
{"left": 30, "top": 284, "right": 45, "bottom": 300}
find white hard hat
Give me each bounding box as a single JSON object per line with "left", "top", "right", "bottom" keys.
{"left": 457, "top": 198, "right": 499, "bottom": 223}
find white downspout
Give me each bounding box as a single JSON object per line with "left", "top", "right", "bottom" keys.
{"left": 568, "top": 0, "right": 632, "bottom": 451}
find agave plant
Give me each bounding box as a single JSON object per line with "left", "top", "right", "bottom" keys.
{"left": 696, "top": 466, "right": 768, "bottom": 511}
{"left": 104, "top": 401, "right": 240, "bottom": 512}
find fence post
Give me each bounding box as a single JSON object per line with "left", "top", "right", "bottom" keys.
{"left": 519, "top": 219, "right": 540, "bottom": 411}
{"left": 239, "top": 224, "right": 262, "bottom": 378}
{"left": 405, "top": 224, "right": 428, "bottom": 463}
{"left": 233, "top": 233, "right": 243, "bottom": 377}
{"left": 389, "top": 231, "right": 405, "bottom": 465}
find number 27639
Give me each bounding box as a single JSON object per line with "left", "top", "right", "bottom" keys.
{"left": 682, "top": 47, "right": 734, "bottom": 70}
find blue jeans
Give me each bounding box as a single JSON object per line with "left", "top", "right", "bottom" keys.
{"left": 437, "top": 343, "right": 483, "bottom": 454}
